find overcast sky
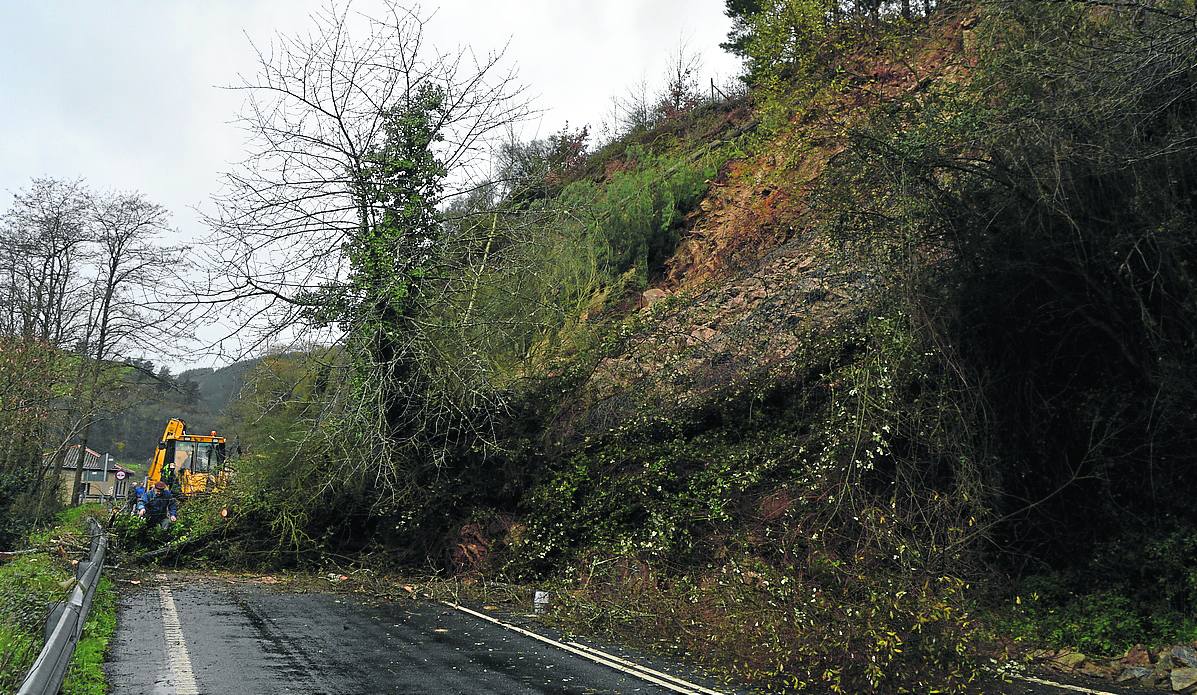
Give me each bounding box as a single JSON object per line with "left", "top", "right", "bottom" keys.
{"left": 0, "top": 0, "right": 740, "bottom": 366}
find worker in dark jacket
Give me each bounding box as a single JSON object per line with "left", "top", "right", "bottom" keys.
{"left": 139, "top": 481, "right": 178, "bottom": 529}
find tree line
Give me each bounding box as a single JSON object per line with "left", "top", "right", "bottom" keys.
{"left": 0, "top": 178, "right": 181, "bottom": 545}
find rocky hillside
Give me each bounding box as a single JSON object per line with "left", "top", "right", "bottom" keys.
{"left": 187, "top": 2, "right": 1197, "bottom": 693}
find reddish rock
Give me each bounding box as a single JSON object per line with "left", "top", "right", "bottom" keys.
{"left": 641, "top": 288, "right": 669, "bottom": 308}
{"left": 1125, "top": 644, "right": 1151, "bottom": 666}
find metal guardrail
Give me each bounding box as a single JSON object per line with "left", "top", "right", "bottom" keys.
{"left": 17, "top": 517, "right": 108, "bottom": 695}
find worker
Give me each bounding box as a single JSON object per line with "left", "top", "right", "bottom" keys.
{"left": 139, "top": 481, "right": 178, "bottom": 529}
{"left": 129, "top": 482, "right": 146, "bottom": 514}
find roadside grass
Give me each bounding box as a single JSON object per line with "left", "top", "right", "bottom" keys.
{"left": 63, "top": 576, "right": 117, "bottom": 695}
{"left": 0, "top": 505, "right": 114, "bottom": 693}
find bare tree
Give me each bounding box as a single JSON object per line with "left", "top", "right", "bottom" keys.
{"left": 0, "top": 178, "right": 91, "bottom": 345}
{"left": 654, "top": 41, "right": 704, "bottom": 121}
{"left": 67, "top": 191, "right": 174, "bottom": 504}
{"left": 203, "top": 1, "right": 533, "bottom": 511}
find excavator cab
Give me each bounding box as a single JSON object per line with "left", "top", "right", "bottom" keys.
{"left": 148, "top": 418, "right": 230, "bottom": 495}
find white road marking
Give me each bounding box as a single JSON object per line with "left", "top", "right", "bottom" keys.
{"left": 442, "top": 601, "right": 725, "bottom": 695}
{"left": 158, "top": 586, "right": 199, "bottom": 695}
{"left": 564, "top": 639, "right": 725, "bottom": 695}
{"left": 1012, "top": 673, "right": 1122, "bottom": 695}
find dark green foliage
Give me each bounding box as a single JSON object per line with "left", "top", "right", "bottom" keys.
{"left": 810, "top": 0, "right": 1197, "bottom": 645}
{"left": 0, "top": 468, "right": 42, "bottom": 549}
{"left": 998, "top": 527, "right": 1197, "bottom": 654}
{"left": 88, "top": 363, "right": 231, "bottom": 465}
{"left": 721, "top": 0, "right": 764, "bottom": 57}
{"left": 178, "top": 360, "right": 258, "bottom": 413}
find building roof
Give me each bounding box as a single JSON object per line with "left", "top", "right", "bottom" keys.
{"left": 59, "top": 444, "right": 124, "bottom": 472}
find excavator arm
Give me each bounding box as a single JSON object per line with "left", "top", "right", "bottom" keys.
{"left": 146, "top": 418, "right": 187, "bottom": 487}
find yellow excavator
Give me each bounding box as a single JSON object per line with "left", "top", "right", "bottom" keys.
{"left": 146, "top": 418, "right": 229, "bottom": 495}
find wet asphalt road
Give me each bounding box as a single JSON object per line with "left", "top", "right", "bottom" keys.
{"left": 104, "top": 574, "right": 1155, "bottom": 695}
{"left": 105, "top": 575, "right": 718, "bottom": 695}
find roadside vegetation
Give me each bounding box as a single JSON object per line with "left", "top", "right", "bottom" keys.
{"left": 0, "top": 506, "right": 115, "bottom": 693}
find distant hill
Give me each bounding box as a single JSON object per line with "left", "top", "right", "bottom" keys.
{"left": 179, "top": 358, "right": 260, "bottom": 415}
{"left": 84, "top": 357, "right": 260, "bottom": 466}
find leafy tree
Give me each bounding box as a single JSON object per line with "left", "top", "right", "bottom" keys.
{"left": 721, "top": 0, "right": 764, "bottom": 57}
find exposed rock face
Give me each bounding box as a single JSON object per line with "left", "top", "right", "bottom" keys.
{"left": 555, "top": 232, "right": 871, "bottom": 443}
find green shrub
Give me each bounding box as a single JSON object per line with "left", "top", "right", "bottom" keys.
{"left": 0, "top": 535, "right": 76, "bottom": 690}
{"left": 556, "top": 143, "right": 723, "bottom": 285}
{"left": 996, "top": 583, "right": 1196, "bottom": 656}
{"left": 996, "top": 527, "right": 1197, "bottom": 654}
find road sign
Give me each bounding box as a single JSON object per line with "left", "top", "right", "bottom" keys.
{"left": 115, "top": 470, "right": 126, "bottom": 480}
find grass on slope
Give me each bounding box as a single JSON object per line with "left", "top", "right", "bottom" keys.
{"left": 0, "top": 506, "right": 115, "bottom": 693}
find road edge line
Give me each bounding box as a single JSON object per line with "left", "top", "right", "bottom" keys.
{"left": 441, "top": 601, "right": 722, "bottom": 695}
{"left": 1011, "top": 673, "right": 1123, "bottom": 695}
{"left": 564, "top": 639, "right": 725, "bottom": 695}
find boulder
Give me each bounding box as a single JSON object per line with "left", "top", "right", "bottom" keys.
{"left": 1116, "top": 666, "right": 1154, "bottom": 684}
{"left": 641, "top": 288, "right": 669, "bottom": 308}
{"left": 1053, "top": 651, "right": 1087, "bottom": 670}
{"left": 1173, "top": 645, "right": 1197, "bottom": 669}
{"left": 1125, "top": 644, "right": 1152, "bottom": 666}
{"left": 1172, "top": 667, "right": 1197, "bottom": 692}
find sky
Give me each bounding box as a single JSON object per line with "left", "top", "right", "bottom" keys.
{"left": 0, "top": 0, "right": 741, "bottom": 366}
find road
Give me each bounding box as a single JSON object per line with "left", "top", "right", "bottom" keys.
{"left": 105, "top": 573, "right": 726, "bottom": 695}
{"left": 104, "top": 573, "right": 1155, "bottom": 695}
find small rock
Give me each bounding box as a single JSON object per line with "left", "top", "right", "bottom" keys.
{"left": 1125, "top": 644, "right": 1152, "bottom": 666}
{"left": 1080, "top": 660, "right": 1115, "bottom": 678}
{"left": 641, "top": 288, "right": 669, "bottom": 307}
{"left": 1117, "top": 666, "right": 1153, "bottom": 683}
{"left": 1171, "top": 667, "right": 1197, "bottom": 692}
{"left": 1172, "top": 645, "right": 1197, "bottom": 669}
{"left": 1053, "top": 651, "right": 1087, "bottom": 670}
{"left": 1156, "top": 661, "right": 1174, "bottom": 686}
